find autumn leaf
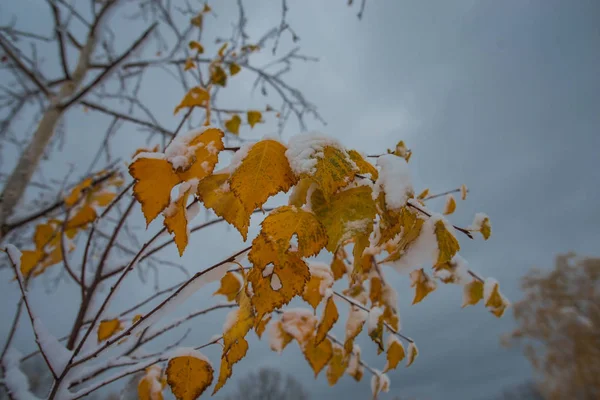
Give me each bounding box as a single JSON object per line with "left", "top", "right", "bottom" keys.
{"left": 315, "top": 296, "right": 339, "bottom": 345}
{"left": 246, "top": 110, "right": 262, "bottom": 128}
{"left": 268, "top": 320, "right": 294, "bottom": 353}
{"left": 184, "top": 58, "right": 196, "bottom": 71}
{"left": 309, "top": 146, "right": 357, "bottom": 199}
{"left": 202, "top": 3, "right": 211, "bottom": 13}
{"left": 190, "top": 13, "right": 203, "bottom": 27}
{"left": 368, "top": 307, "right": 385, "bottom": 354}
{"left": 214, "top": 271, "right": 243, "bottom": 301}
{"left": 460, "top": 184, "right": 468, "bottom": 200}
{"left": 484, "top": 278, "right": 510, "bottom": 317}
{"left": 417, "top": 188, "right": 429, "bottom": 200}
{"left": 188, "top": 41, "right": 204, "bottom": 53}
{"left": 462, "top": 279, "right": 484, "bottom": 308}
{"left": 66, "top": 205, "right": 97, "bottom": 230}
{"left": 344, "top": 306, "right": 367, "bottom": 354}
{"left": 166, "top": 354, "right": 214, "bottom": 400}
{"left": 224, "top": 115, "right": 241, "bottom": 135}
{"left": 346, "top": 345, "right": 364, "bottom": 382}
{"left": 443, "top": 194, "right": 456, "bottom": 215}
{"left": 303, "top": 337, "right": 333, "bottom": 377}
{"left": 410, "top": 269, "right": 437, "bottom": 305}
{"left": 138, "top": 365, "right": 165, "bottom": 400}
{"left": 213, "top": 338, "right": 248, "bottom": 394}
{"left": 326, "top": 345, "right": 348, "bottom": 385}
{"left": 174, "top": 127, "right": 224, "bottom": 182}
{"left": 64, "top": 178, "right": 92, "bottom": 206}
{"left": 406, "top": 342, "right": 418, "bottom": 367}
{"left": 469, "top": 213, "right": 491, "bottom": 240}
{"left": 98, "top": 319, "right": 122, "bottom": 342}
{"left": 222, "top": 289, "right": 254, "bottom": 354}
{"left": 163, "top": 187, "right": 194, "bottom": 256}
{"left": 229, "top": 141, "right": 297, "bottom": 218}
{"left": 288, "top": 178, "right": 313, "bottom": 208}
{"left": 196, "top": 174, "right": 249, "bottom": 240}
{"left": 20, "top": 250, "right": 43, "bottom": 277}
{"left": 384, "top": 335, "right": 405, "bottom": 372}
{"left": 348, "top": 149, "right": 378, "bottom": 180}
{"left": 217, "top": 43, "right": 228, "bottom": 58}
{"left": 310, "top": 186, "right": 376, "bottom": 252}
{"left": 229, "top": 63, "right": 241, "bottom": 76}
{"left": 434, "top": 219, "right": 460, "bottom": 266}
{"left": 174, "top": 86, "right": 210, "bottom": 115}
{"left": 210, "top": 65, "right": 227, "bottom": 86}
{"left": 330, "top": 247, "right": 349, "bottom": 281}
{"left": 302, "top": 263, "right": 334, "bottom": 310}
{"left": 255, "top": 315, "right": 271, "bottom": 339}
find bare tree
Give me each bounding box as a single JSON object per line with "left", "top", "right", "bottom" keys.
{"left": 504, "top": 253, "right": 600, "bottom": 400}
{"left": 223, "top": 367, "right": 308, "bottom": 400}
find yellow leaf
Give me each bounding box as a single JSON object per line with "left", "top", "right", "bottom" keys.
{"left": 254, "top": 315, "right": 271, "bottom": 339}
{"left": 302, "top": 263, "right": 334, "bottom": 310}
{"left": 129, "top": 156, "right": 180, "bottom": 226}
{"left": 224, "top": 115, "right": 241, "bottom": 135}
{"left": 90, "top": 191, "right": 116, "bottom": 207}
{"left": 410, "top": 268, "right": 437, "bottom": 305}
{"left": 241, "top": 44, "right": 260, "bottom": 53}
{"left": 175, "top": 127, "right": 224, "bottom": 182}
{"left": 484, "top": 279, "right": 509, "bottom": 317}
{"left": 443, "top": 194, "right": 456, "bottom": 215}
{"left": 202, "top": 3, "right": 211, "bottom": 13}
{"left": 481, "top": 218, "right": 492, "bottom": 240}
{"left": 470, "top": 213, "right": 491, "bottom": 240}
{"left": 326, "top": 345, "right": 348, "bottom": 386}
{"left": 259, "top": 206, "right": 327, "bottom": 257}
{"left": 434, "top": 219, "right": 460, "bottom": 266}
{"left": 129, "top": 157, "right": 181, "bottom": 226}
{"left": 308, "top": 146, "right": 357, "bottom": 200}
{"left": 166, "top": 354, "right": 214, "bottom": 400}
{"left": 462, "top": 279, "right": 484, "bottom": 307}
{"left": 138, "top": 365, "right": 165, "bottom": 400}
{"left": 190, "top": 13, "right": 203, "bottom": 27}
{"left": 174, "top": 86, "right": 210, "bottom": 115}
{"left": 344, "top": 306, "right": 367, "bottom": 354}
{"left": 188, "top": 41, "right": 204, "bottom": 54}
{"left": 246, "top": 110, "right": 262, "bottom": 128}
{"left": 98, "top": 319, "right": 122, "bottom": 343}
{"left": 384, "top": 336, "right": 405, "bottom": 372}
{"left": 288, "top": 178, "right": 312, "bottom": 208}
{"left": 20, "top": 250, "right": 43, "bottom": 277}
{"left": 267, "top": 320, "right": 294, "bottom": 353}
{"left": 213, "top": 337, "right": 248, "bottom": 394}
{"left": 229, "top": 63, "right": 241, "bottom": 76}
{"left": 229, "top": 140, "right": 297, "bottom": 218}
{"left": 217, "top": 43, "right": 228, "bottom": 58}
{"left": 369, "top": 276, "right": 383, "bottom": 306}
{"left": 330, "top": 247, "right": 348, "bottom": 281}
{"left": 248, "top": 234, "right": 311, "bottom": 317}
{"left": 368, "top": 307, "right": 385, "bottom": 354}
{"left": 222, "top": 289, "right": 254, "bottom": 354}
{"left": 213, "top": 272, "right": 243, "bottom": 301}
{"left": 163, "top": 187, "right": 193, "bottom": 256}
{"left": 66, "top": 205, "right": 97, "bottom": 230}
{"left": 132, "top": 314, "right": 143, "bottom": 324}
{"left": 348, "top": 150, "right": 378, "bottom": 180}
{"left": 346, "top": 345, "right": 363, "bottom": 382}
{"left": 184, "top": 58, "right": 196, "bottom": 71}
{"left": 196, "top": 174, "right": 249, "bottom": 240}
{"left": 460, "top": 184, "right": 468, "bottom": 200}
{"left": 417, "top": 188, "right": 429, "bottom": 199}
{"left": 210, "top": 65, "right": 227, "bottom": 86}
{"left": 64, "top": 178, "right": 92, "bottom": 206}
{"left": 311, "top": 186, "right": 376, "bottom": 252}
{"left": 303, "top": 337, "right": 333, "bottom": 377}
{"left": 406, "top": 342, "right": 418, "bottom": 367}
{"left": 390, "top": 140, "right": 411, "bottom": 161}
{"left": 315, "top": 296, "right": 339, "bottom": 345}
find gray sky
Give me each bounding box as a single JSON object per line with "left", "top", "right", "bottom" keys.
{"left": 1, "top": 0, "right": 600, "bottom": 399}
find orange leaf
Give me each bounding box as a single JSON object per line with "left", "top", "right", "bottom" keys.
{"left": 173, "top": 87, "right": 210, "bottom": 115}
{"left": 175, "top": 127, "right": 224, "bottom": 182}
{"left": 98, "top": 319, "right": 122, "bottom": 343}
{"left": 303, "top": 337, "right": 333, "bottom": 378}
{"left": 213, "top": 271, "right": 243, "bottom": 301}
{"left": 384, "top": 335, "right": 405, "bottom": 372}
{"left": 166, "top": 354, "right": 214, "bottom": 400}
{"left": 163, "top": 186, "right": 194, "bottom": 256}
{"left": 326, "top": 345, "right": 348, "bottom": 386}
{"left": 315, "top": 296, "right": 339, "bottom": 345}
{"left": 410, "top": 268, "right": 437, "bottom": 305}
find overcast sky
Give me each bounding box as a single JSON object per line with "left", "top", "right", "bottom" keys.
{"left": 1, "top": 0, "right": 600, "bottom": 399}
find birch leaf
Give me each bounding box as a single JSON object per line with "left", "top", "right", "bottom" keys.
{"left": 247, "top": 110, "right": 262, "bottom": 128}
{"left": 98, "top": 319, "right": 122, "bottom": 343}
{"left": 384, "top": 336, "right": 405, "bottom": 372}
{"left": 224, "top": 115, "right": 241, "bottom": 135}
{"left": 315, "top": 296, "right": 339, "bottom": 345}
{"left": 443, "top": 194, "right": 456, "bottom": 215}
{"left": 410, "top": 269, "right": 437, "bottom": 305}
{"left": 166, "top": 355, "right": 214, "bottom": 400}
{"left": 326, "top": 345, "right": 348, "bottom": 386}
{"left": 174, "top": 87, "right": 210, "bottom": 114}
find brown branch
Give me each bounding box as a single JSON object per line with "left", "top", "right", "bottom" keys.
{"left": 407, "top": 200, "right": 474, "bottom": 239}
{"left": 48, "top": 0, "right": 70, "bottom": 80}
{"left": 0, "top": 34, "right": 50, "bottom": 97}
{"left": 0, "top": 298, "right": 23, "bottom": 362}
{"left": 423, "top": 187, "right": 466, "bottom": 201}
{"left": 60, "top": 208, "right": 82, "bottom": 286}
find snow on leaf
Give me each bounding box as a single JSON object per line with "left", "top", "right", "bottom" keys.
{"left": 98, "top": 318, "right": 123, "bottom": 343}
{"left": 288, "top": 178, "right": 313, "bottom": 208}
{"left": 344, "top": 305, "right": 368, "bottom": 354}
{"left": 348, "top": 149, "right": 378, "bottom": 180}
{"left": 373, "top": 154, "right": 414, "bottom": 211}
{"left": 311, "top": 186, "right": 376, "bottom": 252}
{"left": 224, "top": 115, "right": 241, "bottom": 135}
{"left": 434, "top": 218, "right": 460, "bottom": 266}
{"left": 303, "top": 336, "right": 333, "bottom": 378}
{"left": 166, "top": 354, "right": 214, "bottom": 400}
{"left": 326, "top": 345, "right": 348, "bottom": 386}
{"left": 346, "top": 345, "right": 363, "bottom": 382}
{"left": 267, "top": 320, "right": 294, "bottom": 353}
{"left": 138, "top": 365, "right": 166, "bottom": 400}
{"left": 66, "top": 205, "right": 97, "bottom": 230}
{"left": 32, "top": 318, "right": 73, "bottom": 376}
{"left": 302, "top": 262, "right": 334, "bottom": 310}
{"left": 213, "top": 271, "right": 243, "bottom": 301}
{"left": 443, "top": 194, "right": 456, "bottom": 215}
{"left": 163, "top": 187, "right": 194, "bottom": 256}
{"left": 483, "top": 278, "right": 510, "bottom": 317}
{"left": 368, "top": 306, "right": 385, "bottom": 353}
{"left": 371, "top": 372, "right": 390, "bottom": 398}
{"left": 229, "top": 140, "right": 297, "bottom": 218}
{"left": 129, "top": 155, "right": 181, "bottom": 226}
{"left": 410, "top": 269, "right": 437, "bottom": 305}
{"left": 173, "top": 87, "right": 210, "bottom": 115}
{"left": 406, "top": 342, "right": 418, "bottom": 367}
{"left": 196, "top": 174, "right": 249, "bottom": 240}
{"left": 315, "top": 296, "right": 339, "bottom": 345}
{"left": 462, "top": 279, "right": 484, "bottom": 307}
{"left": 285, "top": 133, "right": 357, "bottom": 200}
{"left": 259, "top": 206, "right": 327, "bottom": 257}
{"left": 171, "top": 127, "right": 224, "bottom": 182}
{"left": 469, "top": 212, "right": 491, "bottom": 240}
{"left": 383, "top": 335, "right": 405, "bottom": 372}
{"left": 246, "top": 110, "right": 262, "bottom": 128}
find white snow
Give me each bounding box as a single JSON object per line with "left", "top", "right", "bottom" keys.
{"left": 367, "top": 306, "right": 384, "bottom": 334}
{"left": 346, "top": 344, "right": 363, "bottom": 378}
{"left": 372, "top": 154, "right": 414, "bottom": 210}
{"left": 270, "top": 273, "right": 282, "bottom": 291}
{"left": 164, "top": 126, "right": 219, "bottom": 170}
{"left": 483, "top": 277, "right": 499, "bottom": 304}
{"left": 345, "top": 306, "right": 368, "bottom": 337}
{"left": 267, "top": 320, "right": 289, "bottom": 354}
{"left": 307, "top": 262, "right": 334, "bottom": 297}
{"left": 5, "top": 244, "right": 23, "bottom": 279}
{"left": 370, "top": 369, "right": 390, "bottom": 396}
{"left": 285, "top": 132, "right": 348, "bottom": 175}
{"left": 468, "top": 212, "right": 489, "bottom": 231}
{"left": 33, "top": 318, "right": 73, "bottom": 376}
{"left": 433, "top": 253, "right": 471, "bottom": 285}
{"left": 1, "top": 348, "right": 39, "bottom": 400}
{"left": 167, "top": 347, "right": 210, "bottom": 362}
{"left": 222, "top": 142, "right": 254, "bottom": 174}
{"left": 280, "top": 308, "right": 317, "bottom": 342}
{"left": 131, "top": 151, "right": 166, "bottom": 164}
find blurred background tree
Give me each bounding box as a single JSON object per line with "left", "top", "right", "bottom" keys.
{"left": 222, "top": 367, "right": 309, "bottom": 400}
{"left": 504, "top": 253, "right": 600, "bottom": 400}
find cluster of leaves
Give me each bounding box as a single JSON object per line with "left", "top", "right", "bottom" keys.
{"left": 116, "top": 124, "right": 510, "bottom": 399}
{"left": 505, "top": 254, "right": 600, "bottom": 400}
{"left": 18, "top": 172, "right": 123, "bottom": 277}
